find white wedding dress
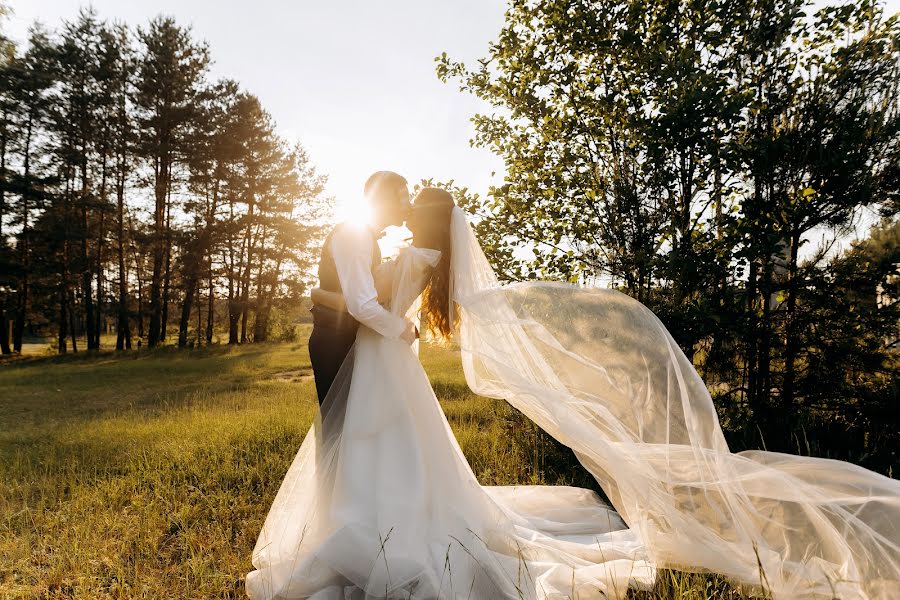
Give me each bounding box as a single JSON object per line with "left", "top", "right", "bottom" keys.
{"left": 247, "top": 208, "right": 900, "bottom": 600}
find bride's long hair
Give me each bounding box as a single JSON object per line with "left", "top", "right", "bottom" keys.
{"left": 411, "top": 188, "right": 457, "bottom": 340}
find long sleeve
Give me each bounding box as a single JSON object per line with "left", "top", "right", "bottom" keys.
{"left": 330, "top": 225, "right": 408, "bottom": 339}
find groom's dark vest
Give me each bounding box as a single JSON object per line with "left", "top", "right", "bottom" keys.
{"left": 311, "top": 223, "right": 381, "bottom": 332}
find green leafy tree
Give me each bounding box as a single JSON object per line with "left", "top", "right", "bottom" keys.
{"left": 439, "top": 0, "right": 900, "bottom": 462}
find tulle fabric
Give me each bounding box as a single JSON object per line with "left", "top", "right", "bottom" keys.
{"left": 246, "top": 246, "right": 653, "bottom": 600}
{"left": 447, "top": 206, "right": 900, "bottom": 599}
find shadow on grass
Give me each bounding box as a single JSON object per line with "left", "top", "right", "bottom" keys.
{"left": 1, "top": 342, "right": 268, "bottom": 368}
{"left": 0, "top": 342, "right": 313, "bottom": 440}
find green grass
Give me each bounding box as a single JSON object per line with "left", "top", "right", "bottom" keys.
{"left": 0, "top": 335, "right": 752, "bottom": 599}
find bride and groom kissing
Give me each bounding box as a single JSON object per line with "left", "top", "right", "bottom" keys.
{"left": 245, "top": 172, "right": 900, "bottom": 600}
{"left": 306, "top": 171, "right": 449, "bottom": 407}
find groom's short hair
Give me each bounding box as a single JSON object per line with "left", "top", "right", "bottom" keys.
{"left": 364, "top": 171, "right": 407, "bottom": 202}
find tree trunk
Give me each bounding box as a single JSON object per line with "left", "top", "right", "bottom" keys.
{"left": 80, "top": 150, "right": 96, "bottom": 350}
{"left": 148, "top": 154, "right": 168, "bottom": 347}
{"left": 93, "top": 147, "right": 109, "bottom": 349}
{"left": 115, "top": 73, "right": 131, "bottom": 351}
{"left": 251, "top": 227, "right": 268, "bottom": 342}
{"left": 69, "top": 287, "right": 79, "bottom": 353}
{"left": 206, "top": 261, "right": 215, "bottom": 344}
{"left": 178, "top": 275, "right": 196, "bottom": 348}
{"left": 253, "top": 300, "right": 268, "bottom": 342}
{"left": 135, "top": 247, "right": 145, "bottom": 341}
{"left": 205, "top": 178, "right": 218, "bottom": 345}
{"left": 239, "top": 236, "right": 251, "bottom": 344}
{"left": 116, "top": 165, "right": 131, "bottom": 350}
{"left": 227, "top": 200, "right": 239, "bottom": 345}
{"left": 0, "top": 109, "right": 9, "bottom": 355}
{"left": 13, "top": 241, "right": 28, "bottom": 353}
{"left": 228, "top": 297, "right": 240, "bottom": 344}
{"left": 13, "top": 112, "right": 35, "bottom": 353}
{"left": 58, "top": 283, "right": 68, "bottom": 354}
{"left": 196, "top": 280, "right": 203, "bottom": 347}
{"left": 0, "top": 310, "right": 9, "bottom": 355}
{"left": 238, "top": 198, "right": 256, "bottom": 344}
{"left": 94, "top": 207, "right": 104, "bottom": 349}
{"left": 161, "top": 186, "right": 173, "bottom": 342}
{"left": 240, "top": 290, "right": 250, "bottom": 342}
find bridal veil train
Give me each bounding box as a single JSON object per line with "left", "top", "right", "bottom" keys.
{"left": 247, "top": 207, "right": 899, "bottom": 599}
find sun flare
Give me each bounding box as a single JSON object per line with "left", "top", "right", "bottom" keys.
{"left": 331, "top": 195, "right": 410, "bottom": 258}
{"left": 333, "top": 195, "right": 373, "bottom": 228}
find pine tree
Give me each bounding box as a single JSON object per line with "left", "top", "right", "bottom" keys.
{"left": 134, "top": 16, "right": 209, "bottom": 347}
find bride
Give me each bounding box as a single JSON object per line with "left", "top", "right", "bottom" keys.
{"left": 246, "top": 188, "right": 899, "bottom": 600}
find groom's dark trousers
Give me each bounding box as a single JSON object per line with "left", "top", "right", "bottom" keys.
{"left": 308, "top": 306, "right": 359, "bottom": 406}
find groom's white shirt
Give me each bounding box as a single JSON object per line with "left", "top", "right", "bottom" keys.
{"left": 330, "top": 223, "right": 407, "bottom": 339}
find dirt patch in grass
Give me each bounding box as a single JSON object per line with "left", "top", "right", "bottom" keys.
{"left": 269, "top": 369, "right": 314, "bottom": 383}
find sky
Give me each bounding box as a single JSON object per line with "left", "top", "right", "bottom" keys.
{"left": 3, "top": 0, "right": 508, "bottom": 233}
{"left": 4, "top": 0, "right": 899, "bottom": 257}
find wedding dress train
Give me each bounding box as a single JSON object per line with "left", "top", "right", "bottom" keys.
{"left": 247, "top": 209, "right": 899, "bottom": 600}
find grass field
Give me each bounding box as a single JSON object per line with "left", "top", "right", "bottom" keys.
{"left": 0, "top": 334, "right": 752, "bottom": 599}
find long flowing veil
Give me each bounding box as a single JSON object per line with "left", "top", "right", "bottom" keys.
{"left": 448, "top": 206, "right": 900, "bottom": 599}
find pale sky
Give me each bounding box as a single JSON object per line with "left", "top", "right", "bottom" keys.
{"left": 3, "top": 0, "right": 508, "bottom": 230}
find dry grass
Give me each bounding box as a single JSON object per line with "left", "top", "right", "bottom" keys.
{"left": 0, "top": 334, "right": 751, "bottom": 599}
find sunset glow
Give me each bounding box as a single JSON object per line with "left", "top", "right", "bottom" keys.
{"left": 332, "top": 194, "right": 373, "bottom": 228}
{"left": 332, "top": 194, "right": 410, "bottom": 258}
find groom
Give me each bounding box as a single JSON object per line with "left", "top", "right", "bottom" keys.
{"left": 308, "top": 171, "right": 419, "bottom": 405}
